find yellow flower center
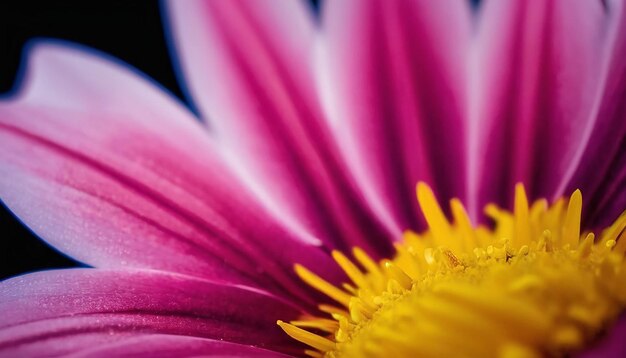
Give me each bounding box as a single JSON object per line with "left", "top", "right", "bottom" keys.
{"left": 278, "top": 183, "right": 626, "bottom": 357}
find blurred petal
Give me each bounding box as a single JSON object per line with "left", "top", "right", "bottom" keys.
{"left": 0, "top": 41, "right": 341, "bottom": 303}
{"left": 578, "top": 314, "right": 626, "bottom": 357}
{"left": 319, "top": 0, "right": 471, "bottom": 228}
{"left": 0, "top": 269, "right": 301, "bottom": 356}
{"left": 69, "top": 335, "right": 290, "bottom": 358}
{"left": 469, "top": 0, "right": 609, "bottom": 217}
{"left": 165, "top": 0, "right": 394, "bottom": 255}
{"left": 562, "top": 0, "right": 626, "bottom": 228}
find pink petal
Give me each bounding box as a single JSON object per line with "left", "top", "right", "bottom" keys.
{"left": 561, "top": 0, "right": 626, "bottom": 228}
{"left": 577, "top": 313, "right": 626, "bottom": 357}
{"left": 0, "top": 269, "right": 301, "bottom": 356}
{"left": 318, "top": 0, "right": 472, "bottom": 228}
{"left": 68, "top": 335, "right": 290, "bottom": 358}
{"left": 164, "top": 0, "right": 395, "bottom": 255}
{"left": 583, "top": 146, "right": 626, "bottom": 229}
{"left": 0, "top": 41, "right": 341, "bottom": 303}
{"left": 469, "top": 0, "right": 610, "bottom": 217}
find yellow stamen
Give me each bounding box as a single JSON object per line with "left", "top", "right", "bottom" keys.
{"left": 278, "top": 183, "right": 626, "bottom": 357}
{"left": 318, "top": 304, "right": 347, "bottom": 316}
{"left": 295, "top": 264, "right": 351, "bottom": 307}
{"left": 277, "top": 320, "right": 335, "bottom": 352}
{"left": 331, "top": 251, "right": 368, "bottom": 289}
{"left": 382, "top": 260, "right": 412, "bottom": 290}
{"left": 352, "top": 247, "right": 380, "bottom": 275}
{"left": 450, "top": 198, "right": 475, "bottom": 251}
{"left": 562, "top": 189, "right": 582, "bottom": 247}
{"left": 290, "top": 318, "right": 339, "bottom": 333}
{"left": 305, "top": 350, "right": 324, "bottom": 358}
{"left": 416, "top": 182, "right": 451, "bottom": 245}
{"left": 514, "top": 183, "right": 530, "bottom": 247}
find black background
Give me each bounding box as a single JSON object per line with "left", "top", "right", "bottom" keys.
{"left": 0, "top": 1, "right": 183, "bottom": 279}
{"left": 0, "top": 0, "right": 322, "bottom": 280}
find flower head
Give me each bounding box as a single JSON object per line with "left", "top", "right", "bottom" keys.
{"left": 0, "top": 0, "right": 625, "bottom": 357}
{"left": 279, "top": 184, "right": 626, "bottom": 356}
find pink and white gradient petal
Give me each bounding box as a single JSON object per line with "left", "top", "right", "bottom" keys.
{"left": 563, "top": 0, "right": 626, "bottom": 228}
{"left": 318, "top": 0, "right": 472, "bottom": 229}
{"left": 468, "top": 0, "right": 611, "bottom": 218}
{"left": 165, "top": 0, "right": 395, "bottom": 256}
{"left": 0, "top": 269, "right": 302, "bottom": 356}
{"left": 0, "top": 42, "right": 342, "bottom": 304}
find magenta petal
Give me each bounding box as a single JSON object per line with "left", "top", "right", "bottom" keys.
{"left": 164, "top": 0, "right": 396, "bottom": 256}
{"left": 0, "top": 269, "right": 301, "bottom": 356}
{"left": 470, "top": 0, "right": 611, "bottom": 217}
{"left": 563, "top": 0, "right": 626, "bottom": 227}
{"left": 319, "top": 0, "right": 471, "bottom": 228}
{"left": 68, "top": 335, "right": 290, "bottom": 358}
{"left": 577, "top": 314, "right": 626, "bottom": 357}
{"left": 0, "top": 41, "right": 342, "bottom": 302}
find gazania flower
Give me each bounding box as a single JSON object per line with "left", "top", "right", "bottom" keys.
{"left": 1, "top": 0, "right": 625, "bottom": 357}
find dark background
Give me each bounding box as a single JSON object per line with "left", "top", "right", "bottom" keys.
{"left": 0, "top": 0, "right": 322, "bottom": 280}
{"left": 0, "top": 1, "right": 184, "bottom": 279}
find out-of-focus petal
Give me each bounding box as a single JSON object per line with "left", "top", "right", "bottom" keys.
{"left": 0, "top": 41, "right": 341, "bottom": 303}
{"left": 577, "top": 314, "right": 626, "bottom": 357}
{"left": 68, "top": 335, "right": 291, "bottom": 358}
{"left": 164, "top": 0, "right": 395, "bottom": 255}
{"left": 0, "top": 269, "right": 301, "bottom": 356}
{"left": 562, "top": 0, "right": 626, "bottom": 228}
{"left": 318, "top": 0, "right": 471, "bottom": 228}
{"left": 469, "top": 0, "right": 609, "bottom": 218}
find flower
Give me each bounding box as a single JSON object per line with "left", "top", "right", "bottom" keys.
{"left": 1, "top": 0, "right": 625, "bottom": 357}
